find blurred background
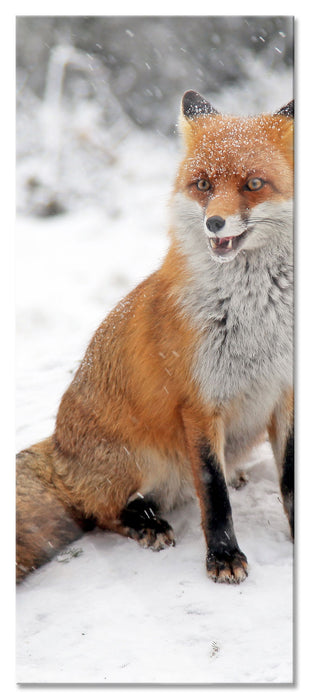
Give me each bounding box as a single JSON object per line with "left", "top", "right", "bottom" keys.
{"left": 16, "top": 15, "right": 293, "bottom": 218}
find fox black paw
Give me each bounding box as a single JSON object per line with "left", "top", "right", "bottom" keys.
{"left": 206, "top": 548, "right": 248, "bottom": 584}
{"left": 120, "top": 495, "right": 175, "bottom": 551}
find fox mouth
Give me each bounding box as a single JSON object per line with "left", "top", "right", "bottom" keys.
{"left": 208, "top": 230, "right": 248, "bottom": 257}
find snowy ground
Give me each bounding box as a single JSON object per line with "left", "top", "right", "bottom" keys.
{"left": 16, "top": 74, "right": 294, "bottom": 685}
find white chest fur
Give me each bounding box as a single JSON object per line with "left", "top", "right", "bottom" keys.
{"left": 190, "top": 250, "right": 293, "bottom": 402}
{"left": 184, "top": 248, "right": 293, "bottom": 468}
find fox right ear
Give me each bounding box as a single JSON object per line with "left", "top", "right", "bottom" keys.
{"left": 181, "top": 90, "right": 219, "bottom": 120}
{"left": 275, "top": 100, "right": 294, "bottom": 119}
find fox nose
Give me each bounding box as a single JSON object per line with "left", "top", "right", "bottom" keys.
{"left": 206, "top": 215, "right": 226, "bottom": 234}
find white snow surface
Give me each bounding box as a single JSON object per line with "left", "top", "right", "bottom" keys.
{"left": 16, "top": 96, "right": 294, "bottom": 684}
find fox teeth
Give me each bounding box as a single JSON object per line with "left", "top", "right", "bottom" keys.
{"left": 209, "top": 238, "right": 233, "bottom": 250}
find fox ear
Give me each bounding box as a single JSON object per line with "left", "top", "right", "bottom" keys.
{"left": 179, "top": 90, "right": 219, "bottom": 142}
{"left": 275, "top": 100, "right": 294, "bottom": 119}
{"left": 274, "top": 100, "right": 294, "bottom": 163}
{"left": 181, "top": 90, "right": 219, "bottom": 120}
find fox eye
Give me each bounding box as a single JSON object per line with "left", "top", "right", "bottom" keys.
{"left": 245, "top": 177, "right": 265, "bottom": 191}
{"left": 197, "top": 179, "right": 211, "bottom": 191}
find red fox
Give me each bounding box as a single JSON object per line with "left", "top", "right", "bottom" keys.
{"left": 16, "top": 90, "right": 294, "bottom": 584}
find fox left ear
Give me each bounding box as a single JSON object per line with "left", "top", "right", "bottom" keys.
{"left": 179, "top": 90, "right": 219, "bottom": 143}
{"left": 275, "top": 100, "right": 294, "bottom": 119}
{"left": 182, "top": 90, "right": 219, "bottom": 120}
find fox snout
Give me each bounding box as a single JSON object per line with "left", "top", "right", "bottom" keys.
{"left": 204, "top": 211, "right": 247, "bottom": 259}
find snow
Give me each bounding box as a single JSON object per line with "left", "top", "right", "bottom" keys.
{"left": 16, "top": 442, "right": 293, "bottom": 684}
{"left": 16, "top": 74, "right": 294, "bottom": 685}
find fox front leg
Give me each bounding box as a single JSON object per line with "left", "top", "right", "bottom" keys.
{"left": 268, "top": 392, "right": 294, "bottom": 539}
{"left": 281, "top": 428, "right": 294, "bottom": 539}
{"left": 199, "top": 442, "right": 248, "bottom": 583}
{"left": 183, "top": 410, "right": 248, "bottom": 583}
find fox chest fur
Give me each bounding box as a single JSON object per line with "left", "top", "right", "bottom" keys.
{"left": 178, "top": 240, "right": 293, "bottom": 467}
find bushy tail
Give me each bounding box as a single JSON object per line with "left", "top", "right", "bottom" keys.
{"left": 16, "top": 437, "right": 95, "bottom": 582}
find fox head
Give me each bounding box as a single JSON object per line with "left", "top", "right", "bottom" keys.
{"left": 171, "top": 90, "right": 293, "bottom": 263}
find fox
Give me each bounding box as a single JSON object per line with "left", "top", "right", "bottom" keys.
{"left": 16, "top": 90, "right": 294, "bottom": 584}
